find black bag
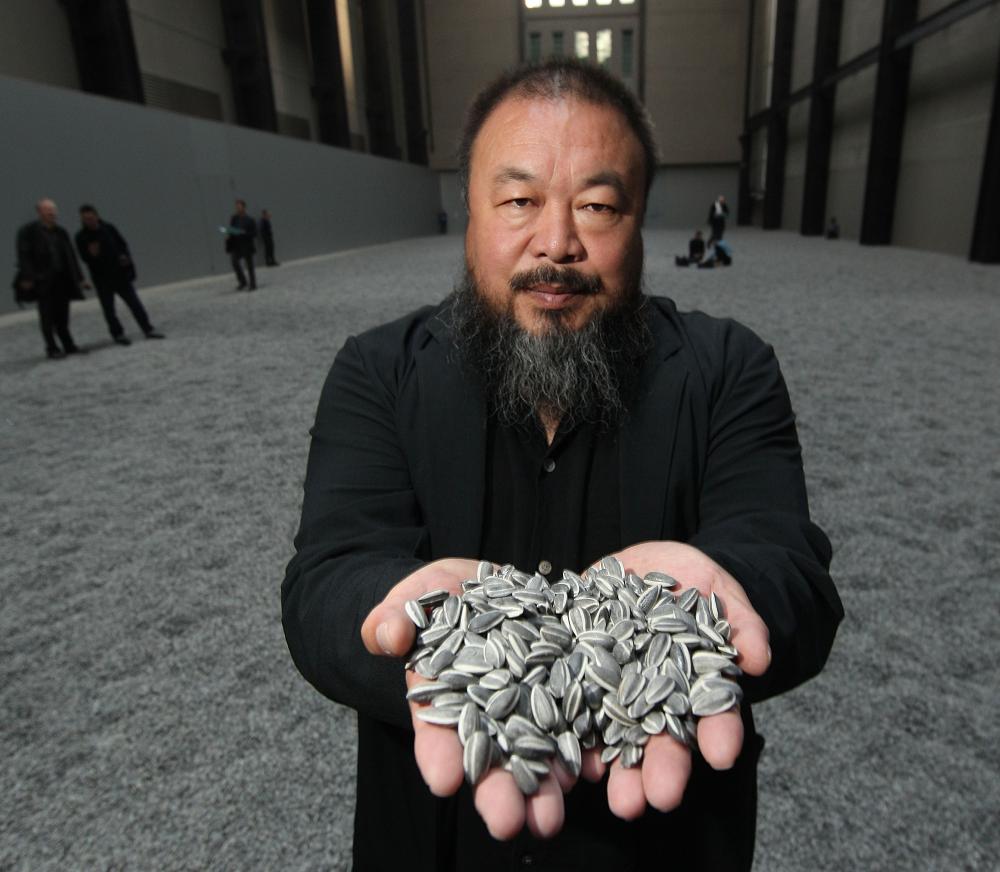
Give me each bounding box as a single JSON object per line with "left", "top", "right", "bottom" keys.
{"left": 12, "top": 270, "right": 37, "bottom": 306}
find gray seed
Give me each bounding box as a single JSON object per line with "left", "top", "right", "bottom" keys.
{"left": 531, "top": 684, "right": 560, "bottom": 731}
{"left": 539, "top": 623, "right": 573, "bottom": 649}
{"left": 443, "top": 595, "right": 463, "bottom": 627}
{"left": 709, "top": 591, "right": 725, "bottom": 621}
{"left": 467, "top": 610, "right": 506, "bottom": 634}
{"left": 477, "top": 561, "right": 493, "bottom": 583}
{"left": 664, "top": 712, "right": 689, "bottom": 745}
{"left": 714, "top": 619, "right": 732, "bottom": 641}
{"left": 522, "top": 665, "right": 549, "bottom": 687}
{"left": 479, "top": 669, "right": 513, "bottom": 690}
{"left": 506, "top": 714, "right": 545, "bottom": 740}
{"left": 620, "top": 744, "right": 644, "bottom": 769}
{"left": 572, "top": 709, "right": 592, "bottom": 739}
{"left": 416, "top": 706, "right": 463, "bottom": 726}
{"left": 625, "top": 724, "right": 650, "bottom": 746}
{"left": 459, "top": 702, "right": 481, "bottom": 745}
{"left": 510, "top": 755, "right": 540, "bottom": 795}
{"left": 636, "top": 585, "right": 660, "bottom": 614}
{"left": 644, "top": 675, "right": 677, "bottom": 706}
{"left": 452, "top": 646, "right": 492, "bottom": 675}
{"left": 618, "top": 672, "right": 647, "bottom": 706}
{"left": 644, "top": 632, "right": 673, "bottom": 669}
{"left": 429, "top": 646, "right": 457, "bottom": 674}
{"left": 643, "top": 571, "right": 678, "bottom": 589}
{"left": 626, "top": 695, "right": 655, "bottom": 720}
{"left": 600, "top": 745, "right": 622, "bottom": 764}
{"left": 513, "top": 733, "right": 557, "bottom": 760}
{"left": 548, "top": 659, "right": 569, "bottom": 698}
{"left": 404, "top": 599, "right": 429, "bottom": 629}
{"left": 664, "top": 691, "right": 691, "bottom": 717}
{"left": 690, "top": 688, "right": 738, "bottom": 717}
{"left": 466, "top": 684, "right": 492, "bottom": 708}
{"left": 406, "top": 681, "right": 450, "bottom": 703}
{"left": 418, "top": 588, "right": 451, "bottom": 607}
{"left": 433, "top": 692, "right": 471, "bottom": 709}
{"left": 485, "top": 579, "right": 516, "bottom": 598}
{"left": 642, "top": 710, "right": 667, "bottom": 734}
{"left": 484, "top": 637, "right": 506, "bottom": 669}
{"left": 562, "top": 680, "right": 584, "bottom": 721}
{"left": 524, "top": 758, "right": 551, "bottom": 777}
{"left": 485, "top": 686, "right": 520, "bottom": 720}
{"left": 556, "top": 731, "right": 582, "bottom": 777}
{"left": 611, "top": 640, "right": 634, "bottom": 665}
{"left": 603, "top": 696, "right": 639, "bottom": 727}
{"left": 577, "top": 629, "right": 616, "bottom": 649}
{"left": 692, "top": 651, "right": 735, "bottom": 674}
{"left": 676, "top": 588, "right": 701, "bottom": 613}
{"left": 464, "top": 730, "right": 491, "bottom": 785}
{"left": 601, "top": 555, "right": 625, "bottom": 580}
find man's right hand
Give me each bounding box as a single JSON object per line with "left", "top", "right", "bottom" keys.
{"left": 360, "top": 559, "right": 587, "bottom": 841}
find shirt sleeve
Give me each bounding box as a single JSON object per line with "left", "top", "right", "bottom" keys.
{"left": 687, "top": 321, "right": 843, "bottom": 704}
{"left": 282, "top": 335, "right": 426, "bottom": 730}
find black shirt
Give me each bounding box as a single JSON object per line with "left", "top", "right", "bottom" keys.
{"left": 480, "top": 417, "right": 621, "bottom": 582}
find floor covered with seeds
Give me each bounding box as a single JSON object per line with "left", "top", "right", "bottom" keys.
{"left": 1, "top": 229, "right": 997, "bottom": 870}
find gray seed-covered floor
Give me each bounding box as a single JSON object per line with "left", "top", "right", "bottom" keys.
{"left": 1, "top": 229, "right": 997, "bottom": 871}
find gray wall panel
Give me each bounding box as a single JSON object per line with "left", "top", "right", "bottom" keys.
{"left": 826, "top": 67, "right": 876, "bottom": 239}
{"left": 3, "top": 75, "right": 440, "bottom": 316}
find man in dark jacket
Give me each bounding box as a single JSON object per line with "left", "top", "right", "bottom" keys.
{"left": 283, "top": 59, "right": 842, "bottom": 871}
{"left": 15, "top": 198, "right": 89, "bottom": 359}
{"left": 260, "top": 209, "right": 278, "bottom": 266}
{"left": 227, "top": 199, "right": 257, "bottom": 290}
{"left": 75, "top": 205, "right": 164, "bottom": 346}
{"left": 708, "top": 194, "right": 729, "bottom": 245}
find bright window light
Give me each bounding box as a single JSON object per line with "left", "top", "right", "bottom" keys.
{"left": 549, "top": 0, "right": 566, "bottom": 7}
{"left": 572, "top": 0, "right": 589, "bottom": 7}
{"left": 596, "top": 0, "right": 613, "bottom": 5}
{"left": 574, "top": 30, "right": 589, "bottom": 58}
{"left": 596, "top": 29, "right": 612, "bottom": 65}
{"left": 524, "top": 0, "right": 543, "bottom": 8}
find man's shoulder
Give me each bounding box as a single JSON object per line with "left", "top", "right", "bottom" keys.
{"left": 350, "top": 300, "right": 448, "bottom": 357}
{"left": 645, "top": 296, "right": 771, "bottom": 369}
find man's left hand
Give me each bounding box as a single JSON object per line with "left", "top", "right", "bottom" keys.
{"left": 592, "top": 541, "right": 771, "bottom": 819}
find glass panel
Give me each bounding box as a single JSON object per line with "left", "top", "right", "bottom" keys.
{"left": 619, "top": 0, "right": 636, "bottom": 5}
{"left": 524, "top": 0, "right": 543, "bottom": 8}
{"left": 549, "top": 0, "right": 566, "bottom": 7}
{"left": 572, "top": 0, "right": 589, "bottom": 6}
{"left": 595, "top": 0, "right": 613, "bottom": 5}
{"left": 622, "top": 29, "right": 633, "bottom": 76}
{"left": 596, "top": 29, "right": 612, "bottom": 66}
{"left": 574, "top": 30, "right": 590, "bottom": 58}
{"left": 529, "top": 32, "right": 542, "bottom": 62}
{"left": 552, "top": 31, "right": 564, "bottom": 56}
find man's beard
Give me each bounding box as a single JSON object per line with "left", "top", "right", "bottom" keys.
{"left": 447, "top": 262, "right": 652, "bottom": 431}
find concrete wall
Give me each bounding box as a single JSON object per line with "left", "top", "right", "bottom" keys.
{"left": 790, "top": 0, "right": 818, "bottom": 93}
{"left": 781, "top": 100, "right": 810, "bottom": 232}
{"left": 128, "top": 0, "right": 237, "bottom": 123}
{"left": 263, "top": 0, "right": 320, "bottom": 140}
{"left": 826, "top": 67, "right": 876, "bottom": 240}
{"left": 893, "top": 4, "right": 1000, "bottom": 256}
{"left": 2, "top": 75, "right": 441, "bottom": 316}
{"left": 839, "top": 0, "right": 881, "bottom": 64}
{"left": 424, "top": 0, "right": 520, "bottom": 171}
{"left": 644, "top": 0, "right": 748, "bottom": 164}
{"left": 749, "top": 0, "right": 775, "bottom": 116}
{"left": 0, "top": 0, "right": 79, "bottom": 91}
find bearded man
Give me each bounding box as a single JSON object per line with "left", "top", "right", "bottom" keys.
{"left": 282, "top": 59, "right": 842, "bottom": 871}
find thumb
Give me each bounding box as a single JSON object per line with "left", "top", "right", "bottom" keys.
{"left": 361, "top": 601, "right": 417, "bottom": 658}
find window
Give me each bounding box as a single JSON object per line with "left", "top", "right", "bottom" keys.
{"left": 621, "top": 29, "right": 634, "bottom": 76}
{"left": 572, "top": 0, "right": 589, "bottom": 6}
{"left": 574, "top": 31, "right": 590, "bottom": 58}
{"left": 529, "top": 32, "right": 542, "bottom": 61}
{"left": 595, "top": 0, "right": 613, "bottom": 5}
{"left": 596, "top": 29, "right": 612, "bottom": 66}
{"left": 549, "top": 0, "right": 566, "bottom": 7}
{"left": 524, "top": 0, "right": 543, "bottom": 7}
{"left": 552, "top": 31, "right": 564, "bottom": 56}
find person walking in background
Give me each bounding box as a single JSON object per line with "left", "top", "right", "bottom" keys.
{"left": 227, "top": 199, "right": 257, "bottom": 290}
{"left": 707, "top": 194, "right": 729, "bottom": 246}
{"left": 74, "top": 205, "right": 164, "bottom": 346}
{"left": 826, "top": 217, "right": 840, "bottom": 239}
{"left": 260, "top": 208, "right": 279, "bottom": 266}
{"left": 15, "top": 198, "right": 90, "bottom": 359}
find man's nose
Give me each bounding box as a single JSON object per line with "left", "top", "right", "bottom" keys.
{"left": 529, "top": 203, "right": 584, "bottom": 264}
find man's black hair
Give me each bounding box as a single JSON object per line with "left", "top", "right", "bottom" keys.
{"left": 79, "top": 204, "right": 97, "bottom": 214}
{"left": 456, "top": 57, "right": 659, "bottom": 211}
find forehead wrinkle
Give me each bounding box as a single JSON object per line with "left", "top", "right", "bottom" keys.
{"left": 492, "top": 166, "right": 537, "bottom": 187}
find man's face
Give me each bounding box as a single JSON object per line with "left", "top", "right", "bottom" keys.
{"left": 37, "top": 200, "right": 58, "bottom": 227}
{"left": 81, "top": 211, "right": 99, "bottom": 231}
{"left": 236, "top": 201, "right": 245, "bottom": 215}
{"left": 465, "top": 96, "right": 646, "bottom": 335}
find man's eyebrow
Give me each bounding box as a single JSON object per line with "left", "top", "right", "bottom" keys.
{"left": 583, "top": 171, "right": 629, "bottom": 201}
{"left": 492, "top": 166, "right": 536, "bottom": 186}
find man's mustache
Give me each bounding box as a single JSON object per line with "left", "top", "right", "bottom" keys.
{"left": 509, "top": 265, "right": 603, "bottom": 295}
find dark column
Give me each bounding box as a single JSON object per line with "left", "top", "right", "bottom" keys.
{"left": 970, "top": 42, "right": 1000, "bottom": 264}
{"left": 737, "top": 0, "right": 756, "bottom": 226}
{"left": 800, "top": 0, "right": 843, "bottom": 235}
{"left": 220, "top": 0, "right": 277, "bottom": 132}
{"left": 762, "top": 0, "right": 796, "bottom": 230}
{"left": 61, "top": 0, "right": 144, "bottom": 104}
{"left": 859, "top": 0, "right": 918, "bottom": 245}
{"left": 305, "top": 0, "right": 351, "bottom": 149}
{"left": 360, "top": 0, "right": 400, "bottom": 160}
{"left": 397, "top": 0, "right": 428, "bottom": 165}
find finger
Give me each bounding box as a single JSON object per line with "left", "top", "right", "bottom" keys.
{"left": 640, "top": 734, "right": 692, "bottom": 812}
{"left": 411, "top": 715, "right": 465, "bottom": 797}
{"left": 580, "top": 747, "right": 606, "bottom": 782}
{"left": 696, "top": 708, "right": 744, "bottom": 771}
{"left": 726, "top": 603, "right": 770, "bottom": 677}
{"left": 606, "top": 758, "right": 646, "bottom": 820}
{"left": 525, "top": 773, "right": 566, "bottom": 839}
{"left": 361, "top": 603, "right": 416, "bottom": 656}
{"left": 474, "top": 768, "right": 526, "bottom": 841}
{"left": 550, "top": 759, "right": 576, "bottom": 793}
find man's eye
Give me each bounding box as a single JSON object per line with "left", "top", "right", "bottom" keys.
{"left": 584, "top": 203, "right": 615, "bottom": 213}
{"left": 507, "top": 198, "right": 532, "bottom": 208}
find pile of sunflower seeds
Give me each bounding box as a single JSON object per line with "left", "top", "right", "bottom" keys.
{"left": 403, "top": 556, "right": 742, "bottom": 795}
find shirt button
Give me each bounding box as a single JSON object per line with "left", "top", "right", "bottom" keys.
{"left": 543, "top": 458, "right": 556, "bottom": 473}
{"left": 521, "top": 855, "right": 534, "bottom": 866}
{"left": 538, "top": 560, "right": 552, "bottom": 576}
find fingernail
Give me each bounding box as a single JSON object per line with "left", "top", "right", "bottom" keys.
{"left": 766, "top": 644, "right": 772, "bottom": 664}
{"left": 376, "top": 622, "right": 393, "bottom": 654}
